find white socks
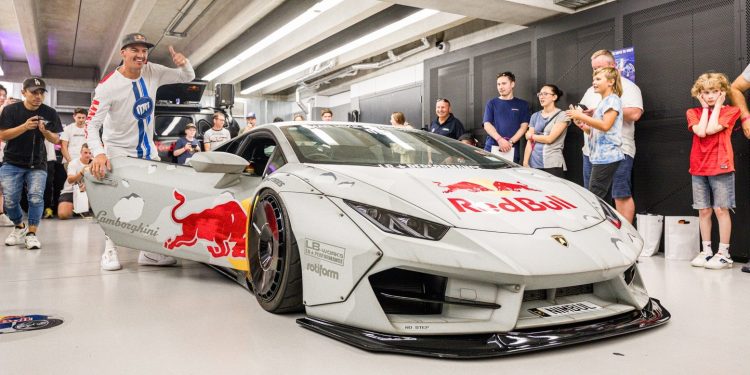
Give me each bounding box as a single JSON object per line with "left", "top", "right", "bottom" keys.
{"left": 702, "top": 241, "right": 712, "bottom": 253}
{"left": 718, "top": 243, "right": 730, "bottom": 256}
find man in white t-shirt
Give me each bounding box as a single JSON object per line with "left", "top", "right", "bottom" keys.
{"left": 60, "top": 107, "right": 87, "bottom": 164}
{"left": 57, "top": 143, "right": 91, "bottom": 220}
{"left": 88, "top": 32, "right": 195, "bottom": 270}
{"left": 729, "top": 63, "right": 750, "bottom": 273}
{"left": 203, "top": 111, "right": 231, "bottom": 151}
{"left": 578, "top": 49, "right": 643, "bottom": 224}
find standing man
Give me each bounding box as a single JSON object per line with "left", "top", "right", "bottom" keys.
{"left": 240, "top": 111, "right": 257, "bottom": 134}
{"left": 60, "top": 108, "right": 87, "bottom": 165}
{"left": 0, "top": 78, "right": 63, "bottom": 249}
{"left": 578, "top": 50, "right": 643, "bottom": 223}
{"left": 203, "top": 111, "right": 231, "bottom": 151}
{"left": 430, "top": 98, "right": 465, "bottom": 139}
{"left": 320, "top": 108, "right": 333, "bottom": 121}
{"left": 729, "top": 62, "right": 750, "bottom": 273}
{"left": 483, "top": 72, "right": 530, "bottom": 163}
{"left": 88, "top": 33, "right": 195, "bottom": 270}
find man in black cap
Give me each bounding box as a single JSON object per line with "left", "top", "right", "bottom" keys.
{"left": 86, "top": 32, "right": 195, "bottom": 270}
{"left": 0, "top": 77, "right": 63, "bottom": 250}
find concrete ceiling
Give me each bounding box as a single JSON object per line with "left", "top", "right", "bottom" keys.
{"left": 0, "top": 0, "right": 606, "bottom": 96}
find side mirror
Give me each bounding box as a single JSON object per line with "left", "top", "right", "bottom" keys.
{"left": 188, "top": 152, "right": 247, "bottom": 174}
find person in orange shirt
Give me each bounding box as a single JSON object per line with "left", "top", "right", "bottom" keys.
{"left": 686, "top": 72, "right": 740, "bottom": 270}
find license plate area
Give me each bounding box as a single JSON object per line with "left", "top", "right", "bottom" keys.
{"left": 528, "top": 301, "right": 602, "bottom": 317}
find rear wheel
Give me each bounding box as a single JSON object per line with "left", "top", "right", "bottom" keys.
{"left": 247, "top": 190, "right": 303, "bottom": 313}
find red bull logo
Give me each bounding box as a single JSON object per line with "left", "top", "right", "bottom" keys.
{"left": 164, "top": 190, "right": 247, "bottom": 258}
{"left": 434, "top": 179, "right": 576, "bottom": 214}
{"left": 435, "top": 179, "right": 541, "bottom": 194}
{"left": 492, "top": 181, "right": 540, "bottom": 192}
{"left": 434, "top": 181, "right": 492, "bottom": 193}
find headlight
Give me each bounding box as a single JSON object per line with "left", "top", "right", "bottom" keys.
{"left": 597, "top": 197, "right": 621, "bottom": 229}
{"left": 346, "top": 201, "right": 449, "bottom": 241}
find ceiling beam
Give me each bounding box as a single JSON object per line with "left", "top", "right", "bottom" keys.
{"left": 98, "top": 0, "right": 158, "bottom": 78}
{"left": 184, "top": 0, "right": 286, "bottom": 67}
{"left": 257, "top": 11, "right": 469, "bottom": 94}
{"left": 205, "top": 0, "right": 388, "bottom": 86}
{"left": 11, "top": 0, "right": 43, "bottom": 76}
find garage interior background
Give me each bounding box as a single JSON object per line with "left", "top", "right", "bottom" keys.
{"left": 413, "top": 0, "right": 750, "bottom": 261}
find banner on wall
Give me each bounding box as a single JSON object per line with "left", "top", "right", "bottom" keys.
{"left": 612, "top": 47, "right": 635, "bottom": 83}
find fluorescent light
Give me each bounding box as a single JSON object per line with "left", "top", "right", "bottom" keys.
{"left": 202, "top": 0, "right": 344, "bottom": 81}
{"left": 241, "top": 9, "right": 438, "bottom": 95}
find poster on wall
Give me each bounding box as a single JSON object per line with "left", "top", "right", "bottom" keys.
{"left": 613, "top": 47, "right": 635, "bottom": 83}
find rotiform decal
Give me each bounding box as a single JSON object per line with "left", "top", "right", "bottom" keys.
{"left": 306, "top": 263, "right": 339, "bottom": 280}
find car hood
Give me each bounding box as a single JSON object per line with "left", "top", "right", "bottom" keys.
{"left": 300, "top": 165, "right": 604, "bottom": 234}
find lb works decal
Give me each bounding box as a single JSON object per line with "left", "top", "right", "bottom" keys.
{"left": 434, "top": 179, "right": 577, "bottom": 214}
{"left": 0, "top": 314, "right": 64, "bottom": 334}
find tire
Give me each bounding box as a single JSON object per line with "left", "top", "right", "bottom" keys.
{"left": 247, "top": 189, "right": 303, "bottom": 313}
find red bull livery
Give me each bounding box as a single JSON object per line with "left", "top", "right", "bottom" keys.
{"left": 85, "top": 121, "right": 669, "bottom": 359}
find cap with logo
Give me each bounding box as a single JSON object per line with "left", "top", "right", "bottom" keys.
{"left": 23, "top": 78, "right": 47, "bottom": 92}
{"left": 120, "top": 33, "right": 155, "bottom": 50}
{"left": 246, "top": 112, "right": 256, "bottom": 119}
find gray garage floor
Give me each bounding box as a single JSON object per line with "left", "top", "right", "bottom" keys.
{"left": 0, "top": 218, "right": 747, "bottom": 374}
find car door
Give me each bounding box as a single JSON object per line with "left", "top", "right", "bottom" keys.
{"left": 86, "top": 131, "right": 280, "bottom": 271}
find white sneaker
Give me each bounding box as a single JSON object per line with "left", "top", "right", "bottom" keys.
{"left": 138, "top": 251, "right": 177, "bottom": 266}
{"left": 5, "top": 225, "right": 28, "bottom": 246}
{"left": 690, "top": 250, "right": 713, "bottom": 267}
{"left": 101, "top": 245, "right": 122, "bottom": 271}
{"left": 705, "top": 253, "right": 733, "bottom": 270}
{"left": 24, "top": 234, "right": 41, "bottom": 250}
{"left": 0, "top": 213, "right": 14, "bottom": 227}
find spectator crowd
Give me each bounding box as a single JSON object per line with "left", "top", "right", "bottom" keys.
{"left": 2, "top": 42, "right": 750, "bottom": 273}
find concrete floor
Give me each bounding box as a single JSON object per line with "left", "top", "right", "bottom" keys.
{"left": 0, "top": 218, "right": 747, "bottom": 374}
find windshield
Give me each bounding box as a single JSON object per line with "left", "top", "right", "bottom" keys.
{"left": 155, "top": 115, "right": 192, "bottom": 138}
{"left": 281, "top": 124, "right": 514, "bottom": 169}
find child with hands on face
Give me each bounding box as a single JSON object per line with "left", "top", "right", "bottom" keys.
{"left": 686, "top": 72, "right": 740, "bottom": 270}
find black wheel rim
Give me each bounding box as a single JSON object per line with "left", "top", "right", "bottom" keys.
{"left": 249, "top": 194, "right": 286, "bottom": 302}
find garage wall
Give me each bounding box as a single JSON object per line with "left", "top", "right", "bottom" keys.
{"left": 423, "top": 0, "right": 750, "bottom": 260}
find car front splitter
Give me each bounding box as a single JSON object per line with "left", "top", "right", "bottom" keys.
{"left": 296, "top": 298, "right": 670, "bottom": 359}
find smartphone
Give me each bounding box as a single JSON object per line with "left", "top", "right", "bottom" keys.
{"left": 575, "top": 104, "right": 588, "bottom": 111}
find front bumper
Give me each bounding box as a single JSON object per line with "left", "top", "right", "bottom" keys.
{"left": 297, "top": 298, "right": 670, "bottom": 359}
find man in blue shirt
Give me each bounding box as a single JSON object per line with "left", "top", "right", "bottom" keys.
{"left": 483, "top": 72, "right": 530, "bottom": 163}
{"left": 430, "top": 98, "right": 464, "bottom": 139}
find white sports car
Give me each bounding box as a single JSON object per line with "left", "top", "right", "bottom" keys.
{"left": 86, "top": 122, "right": 669, "bottom": 358}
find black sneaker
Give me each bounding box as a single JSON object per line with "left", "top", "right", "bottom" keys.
{"left": 741, "top": 263, "right": 750, "bottom": 273}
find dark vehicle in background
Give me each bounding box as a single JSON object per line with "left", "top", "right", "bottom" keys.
{"left": 154, "top": 81, "right": 240, "bottom": 162}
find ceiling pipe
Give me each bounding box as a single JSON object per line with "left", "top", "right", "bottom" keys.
{"left": 294, "top": 37, "right": 430, "bottom": 114}
{"left": 304, "top": 37, "right": 430, "bottom": 89}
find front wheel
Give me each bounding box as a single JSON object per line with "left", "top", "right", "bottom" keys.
{"left": 247, "top": 190, "right": 303, "bottom": 313}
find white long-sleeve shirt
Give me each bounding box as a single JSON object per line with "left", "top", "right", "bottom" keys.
{"left": 86, "top": 61, "right": 195, "bottom": 159}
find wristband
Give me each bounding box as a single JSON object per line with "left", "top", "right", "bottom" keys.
{"left": 530, "top": 135, "right": 534, "bottom": 142}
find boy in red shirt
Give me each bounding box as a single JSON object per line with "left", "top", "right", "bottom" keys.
{"left": 687, "top": 72, "right": 740, "bottom": 269}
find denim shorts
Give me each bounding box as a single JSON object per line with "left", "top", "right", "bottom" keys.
{"left": 692, "top": 173, "right": 735, "bottom": 209}
{"left": 612, "top": 155, "right": 634, "bottom": 199}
